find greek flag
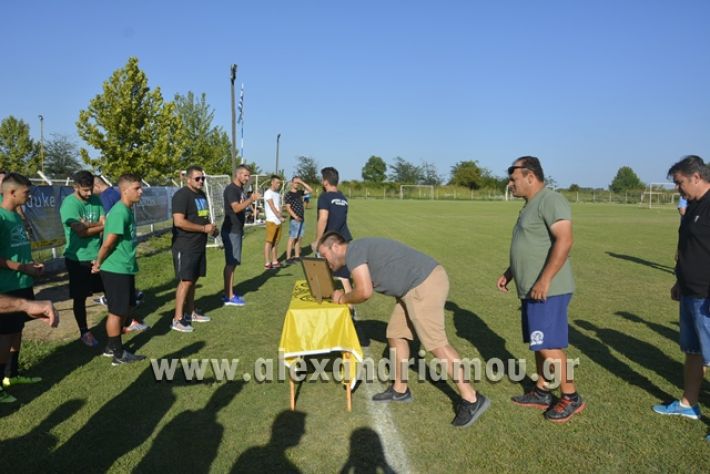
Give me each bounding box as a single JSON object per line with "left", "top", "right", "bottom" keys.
{"left": 238, "top": 84, "right": 244, "bottom": 124}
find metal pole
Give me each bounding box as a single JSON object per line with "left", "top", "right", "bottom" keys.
{"left": 275, "top": 133, "right": 281, "bottom": 174}
{"left": 230, "top": 64, "right": 238, "bottom": 173}
{"left": 38, "top": 114, "right": 45, "bottom": 173}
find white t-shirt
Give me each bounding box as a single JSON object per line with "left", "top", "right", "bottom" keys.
{"left": 264, "top": 189, "right": 282, "bottom": 224}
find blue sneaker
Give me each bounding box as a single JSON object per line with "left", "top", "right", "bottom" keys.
{"left": 652, "top": 400, "right": 701, "bottom": 420}
{"left": 223, "top": 295, "right": 246, "bottom": 307}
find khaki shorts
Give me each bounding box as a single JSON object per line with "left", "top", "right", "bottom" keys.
{"left": 265, "top": 221, "right": 282, "bottom": 245}
{"left": 386, "top": 265, "right": 450, "bottom": 351}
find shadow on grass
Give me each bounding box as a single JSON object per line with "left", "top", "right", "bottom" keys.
{"left": 0, "top": 398, "right": 85, "bottom": 470}
{"left": 605, "top": 252, "right": 675, "bottom": 274}
{"left": 231, "top": 410, "right": 306, "bottom": 473}
{"left": 339, "top": 427, "right": 396, "bottom": 474}
{"left": 615, "top": 311, "right": 678, "bottom": 345}
{"left": 134, "top": 380, "right": 245, "bottom": 473}
{"left": 49, "top": 342, "right": 205, "bottom": 472}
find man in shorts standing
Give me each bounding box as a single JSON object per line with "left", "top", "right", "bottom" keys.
{"left": 284, "top": 176, "right": 313, "bottom": 264}
{"left": 263, "top": 175, "right": 284, "bottom": 269}
{"left": 92, "top": 174, "right": 145, "bottom": 365}
{"left": 497, "top": 156, "right": 584, "bottom": 423}
{"left": 60, "top": 170, "right": 105, "bottom": 347}
{"left": 171, "top": 165, "right": 216, "bottom": 332}
{"left": 222, "top": 164, "right": 261, "bottom": 306}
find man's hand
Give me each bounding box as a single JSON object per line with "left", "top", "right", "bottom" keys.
{"left": 22, "top": 299, "right": 59, "bottom": 327}
{"left": 21, "top": 263, "right": 45, "bottom": 277}
{"left": 332, "top": 289, "right": 345, "bottom": 305}
{"left": 251, "top": 191, "right": 262, "bottom": 201}
{"left": 529, "top": 278, "right": 551, "bottom": 301}
{"left": 496, "top": 269, "right": 513, "bottom": 293}
{"left": 203, "top": 223, "right": 216, "bottom": 235}
{"left": 671, "top": 282, "right": 680, "bottom": 301}
{"left": 91, "top": 260, "right": 100, "bottom": 274}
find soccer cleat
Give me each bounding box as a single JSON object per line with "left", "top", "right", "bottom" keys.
{"left": 372, "top": 385, "right": 413, "bottom": 403}
{"left": 652, "top": 400, "right": 701, "bottom": 420}
{"left": 545, "top": 395, "right": 586, "bottom": 423}
{"left": 111, "top": 350, "right": 146, "bottom": 366}
{"left": 122, "top": 320, "right": 150, "bottom": 333}
{"left": 3, "top": 375, "right": 42, "bottom": 387}
{"left": 511, "top": 389, "right": 554, "bottom": 410}
{"left": 452, "top": 393, "right": 491, "bottom": 428}
{"left": 223, "top": 295, "right": 246, "bottom": 307}
{"left": 0, "top": 388, "right": 17, "bottom": 403}
{"left": 171, "top": 318, "right": 194, "bottom": 333}
{"left": 80, "top": 331, "right": 99, "bottom": 348}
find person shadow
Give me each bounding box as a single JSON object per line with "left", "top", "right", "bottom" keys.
{"left": 615, "top": 311, "right": 678, "bottom": 345}
{"left": 133, "top": 381, "right": 245, "bottom": 473}
{"left": 0, "top": 399, "right": 85, "bottom": 470}
{"left": 605, "top": 252, "right": 675, "bottom": 274}
{"left": 49, "top": 342, "right": 205, "bottom": 472}
{"left": 339, "top": 427, "right": 396, "bottom": 474}
{"left": 231, "top": 410, "right": 306, "bottom": 474}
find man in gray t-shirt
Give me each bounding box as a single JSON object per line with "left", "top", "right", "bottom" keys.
{"left": 317, "top": 232, "right": 490, "bottom": 428}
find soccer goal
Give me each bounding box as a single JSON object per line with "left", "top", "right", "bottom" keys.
{"left": 399, "top": 185, "right": 434, "bottom": 200}
{"left": 640, "top": 182, "right": 679, "bottom": 209}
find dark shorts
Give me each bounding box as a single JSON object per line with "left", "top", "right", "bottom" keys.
{"left": 172, "top": 248, "right": 207, "bottom": 282}
{"left": 66, "top": 258, "right": 104, "bottom": 299}
{"left": 521, "top": 293, "right": 572, "bottom": 350}
{"left": 100, "top": 270, "right": 136, "bottom": 318}
{"left": 222, "top": 230, "right": 243, "bottom": 266}
{"left": 0, "top": 287, "right": 35, "bottom": 334}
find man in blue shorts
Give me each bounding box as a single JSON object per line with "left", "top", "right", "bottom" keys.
{"left": 284, "top": 176, "right": 313, "bottom": 264}
{"left": 653, "top": 156, "right": 710, "bottom": 443}
{"left": 497, "top": 156, "right": 584, "bottom": 423}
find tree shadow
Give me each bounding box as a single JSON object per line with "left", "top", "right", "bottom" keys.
{"left": 230, "top": 410, "right": 306, "bottom": 474}
{"left": 339, "top": 427, "right": 396, "bottom": 474}
{"left": 605, "top": 252, "right": 675, "bottom": 274}
{"left": 615, "top": 311, "right": 678, "bottom": 345}
{"left": 133, "top": 380, "right": 245, "bottom": 473}
{"left": 49, "top": 342, "right": 205, "bottom": 472}
{"left": 0, "top": 398, "right": 85, "bottom": 470}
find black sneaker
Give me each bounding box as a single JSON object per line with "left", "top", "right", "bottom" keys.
{"left": 102, "top": 347, "right": 114, "bottom": 358}
{"left": 112, "top": 350, "right": 146, "bottom": 366}
{"left": 544, "top": 395, "right": 586, "bottom": 423}
{"left": 372, "top": 385, "right": 413, "bottom": 403}
{"left": 511, "top": 389, "right": 553, "bottom": 409}
{"left": 452, "top": 393, "right": 491, "bottom": 428}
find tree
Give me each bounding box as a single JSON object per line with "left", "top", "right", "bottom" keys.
{"left": 609, "top": 166, "right": 645, "bottom": 193}
{"left": 0, "top": 116, "right": 38, "bottom": 175}
{"left": 449, "top": 160, "right": 483, "bottom": 189}
{"left": 388, "top": 157, "right": 423, "bottom": 184}
{"left": 174, "top": 91, "right": 232, "bottom": 175}
{"left": 76, "top": 57, "right": 186, "bottom": 182}
{"left": 44, "top": 134, "right": 82, "bottom": 177}
{"left": 361, "top": 155, "right": 387, "bottom": 183}
{"left": 294, "top": 156, "right": 319, "bottom": 183}
{"left": 568, "top": 183, "right": 581, "bottom": 192}
{"left": 420, "top": 161, "right": 442, "bottom": 185}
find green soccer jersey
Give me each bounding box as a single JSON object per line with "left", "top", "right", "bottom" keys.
{"left": 0, "top": 207, "right": 34, "bottom": 291}
{"left": 100, "top": 202, "right": 138, "bottom": 275}
{"left": 60, "top": 193, "right": 105, "bottom": 262}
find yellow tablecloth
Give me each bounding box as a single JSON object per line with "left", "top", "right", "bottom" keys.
{"left": 279, "top": 280, "right": 363, "bottom": 388}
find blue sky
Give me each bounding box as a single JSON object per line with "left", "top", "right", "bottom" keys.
{"left": 3, "top": 0, "right": 709, "bottom": 187}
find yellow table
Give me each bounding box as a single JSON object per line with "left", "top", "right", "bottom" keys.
{"left": 279, "top": 280, "right": 363, "bottom": 411}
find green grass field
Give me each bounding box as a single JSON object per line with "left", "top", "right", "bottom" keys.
{"left": 1, "top": 200, "right": 709, "bottom": 473}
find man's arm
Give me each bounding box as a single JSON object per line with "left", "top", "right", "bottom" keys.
{"left": 91, "top": 233, "right": 120, "bottom": 273}
{"left": 332, "top": 264, "right": 373, "bottom": 305}
{"left": 266, "top": 198, "right": 282, "bottom": 222}
{"left": 0, "top": 295, "right": 59, "bottom": 327}
{"left": 173, "top": 213, "right": 215, "bottom": 235}
{"left": 69, "top": 220, "right": 105, "bottom": 238}
{"left": 314, "top": 209, "right": 329, "bottom": 245}
{"left": 285, "top": 202, "right": 301, "bottom": 221}
{"left": 529, "top": 219, "right": 573, "bottom": 301}
{"left": 295, "top": 178, "right": 314, "bottom": 194}
{"left": 230, "top": 191, "right": 261, "bottom": 214}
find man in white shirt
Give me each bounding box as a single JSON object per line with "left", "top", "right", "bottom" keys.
{"left": 263, "top": 175, "right": 284, "bottom": 269}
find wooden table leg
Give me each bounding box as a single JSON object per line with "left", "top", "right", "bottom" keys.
{"left": 290, "top": 376, "right": 296, "bottom": 411}
{"left": 344, "top": 352, "right": 352, "bottom": 412}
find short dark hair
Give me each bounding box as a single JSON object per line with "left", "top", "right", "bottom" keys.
{"left": 321, "top": 167, "right": 339, "bottom": 186}
{"left": 513, "top": 156, "right": 545, "bottom": 182}
{"left": 1, "top": 172, "right": 32, "bottom": 190}
{"left": 73, "top": 170, "right": 95, "bottom": 188}
{"left": 667, "top": 155, "right": 710, "bottom": 182}
{"left": 318, "top": 231, "right": 347, "bottom": 249}
{"left": 118, "top": 173, "right": 141, "bottom": 187}
{"left": 235, "top": 164, "right": 251, "bottom": 175}
{"left": 186, "top": 165, "right": 204, "bottom": 177}
{"left": 270, "top": 174, "right": 282, "bottom": 182}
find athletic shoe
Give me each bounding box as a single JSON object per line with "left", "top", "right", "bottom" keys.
{"left": 186, "top": 312, "right": 211, "bottom": 323}
{"left": 223, "top": 295, "right": 246, "bottom": 307}
{"left": 80, "top": 331, "right": 99, "bottom": 348}
{"left": 372, "top": 385, "right": 413, "bottom": 403}
{"left": 102, "top": 348, "right": 114, "bottom": 358}
{"left": 652, "top": 399, "right": 701, "bottom": 420}
{"left": 2, "top": 375, "right": 42, "bottom": 387}
{"left": 171, "top": 318, "right": 194, "bottom": 333}
{"left": 0, "top": 388, "right": 17, "bottom": 403}
{"left": 135, "top": 290, "right": 144, "bottom": 301}
{"left": 111, "top": 350, "right": 146, "bottom": 366}
{"left": 452, "top": 393, "right": 491, "bottom": 428}
{"left": 511, "top": 389, "right": 553, "bottom": 410}
{"left": 94, "top": 295, "right": 108, "bottom": 306}
{"left": 545, "top": 395, "right": 586, "bottom": 423}
{"left": 122, "top": 320, "right": 150, "bottom": 333}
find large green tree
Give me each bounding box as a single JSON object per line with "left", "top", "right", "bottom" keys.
{"left": 174, "top": 91, "right": 232, "bottom": 175}
{"left": 361, "top": 155, "right": 387, "bottom": 183}
{"left": 44, "top": 134, "right": 82, "bottom": 177}
{"left": 421, "top": 161, "right": 442, "bottom": 185}
{"left": 449, "top": 160, "right": 483, "bottom": 189}
{"left": 0, "top": 116, "right": 38, "bottom": 175}
{"left": 388, "top": 157, "right": 423, "bottom": 184}
{"left": 295, "top": 156, "right": 319, "bottom": 183}
{"left": 76, "top": 57, "right": 186, "bottom": 182}
{"left": 609, "top": 166, "right": 645, "bottom": 193}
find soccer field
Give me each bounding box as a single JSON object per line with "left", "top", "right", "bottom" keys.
{"left": 1, "top": 200, "right": 708, "bottom": 473}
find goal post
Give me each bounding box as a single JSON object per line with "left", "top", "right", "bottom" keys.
{"left": 640, "top": 182, "right": 678, "bottom": 209}
{"left": 399, "top": 185, "right": 434, "bottom": 200}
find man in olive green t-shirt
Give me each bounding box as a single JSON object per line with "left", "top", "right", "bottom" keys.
{"left": 92, "top": 174, "right": 145, "bottom": 366}
{"left": 496, "top": 156, "right": 584, "bottom": 424}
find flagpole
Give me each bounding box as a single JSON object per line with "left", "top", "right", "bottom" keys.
{"left": 239, "top": 83, "right": 245, "bottom": 161}
{"left": 230, "top": 64, "right": 238, "bottom": 173}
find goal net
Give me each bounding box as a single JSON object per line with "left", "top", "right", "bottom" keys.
{"left": 399, "top": 185, "right": 434, "bottom": 200}
{"left": 640, "top": 182, "right": 679, "bottom": 209}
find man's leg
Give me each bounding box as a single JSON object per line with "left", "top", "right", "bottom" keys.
{"left": 682, "top": 353, "right": 705, "bottom": 406}
{"left": 106, "top": 313, "right": 124, "bottom": 357}
{"left": 429, "top": 344, "right": 477, "bottom": 402}
{"left": 286, "top": 237, "right": 294, "bottom": 260}
{"left": 223, "top": 263, "right": 235, "bottom": 299}
{"left": 185, "top": 279, "right": 197, "bottom": 316}
{"left": 537, "top": 348, "right": 576, "bottom": 394}
{"left": 174, "top": 280, "right": 194, "bottom": 321}
{"left": 264, "top": 242, "right": 273, "bottom": 266}
{"left": 389, "top": 337, "right": 410, "bottom": 393}
{"left": 294, "top": 237, "right": 302, "bottom": 258}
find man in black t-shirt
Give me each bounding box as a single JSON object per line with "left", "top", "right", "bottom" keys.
{"left": 284, "top": 176, "right": 313, "bottom": 263}
{"left": 221, "top": 164, "right": 261, "bottom": 306}
{"left": 170, "top": 165, "right": 218, "bottom": 333}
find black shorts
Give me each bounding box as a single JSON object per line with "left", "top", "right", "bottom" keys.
{"left": 100, "top": 270, "right": 136, "bottom": 318}
{"left": 172, "top": 248, "right": 206, "bottom": 282}
{"left": 66, "top": 258, "right": 104, "bottom": 299}
{"left": 0, "top": 287, "right": 35, "bottom": 335}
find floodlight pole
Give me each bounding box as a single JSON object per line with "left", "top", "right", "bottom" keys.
{"left": 275, "top": 133, "right": 281, "bottom": 174}
{"left": 230, "top": 64, "right": 238, "bottom": 173}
